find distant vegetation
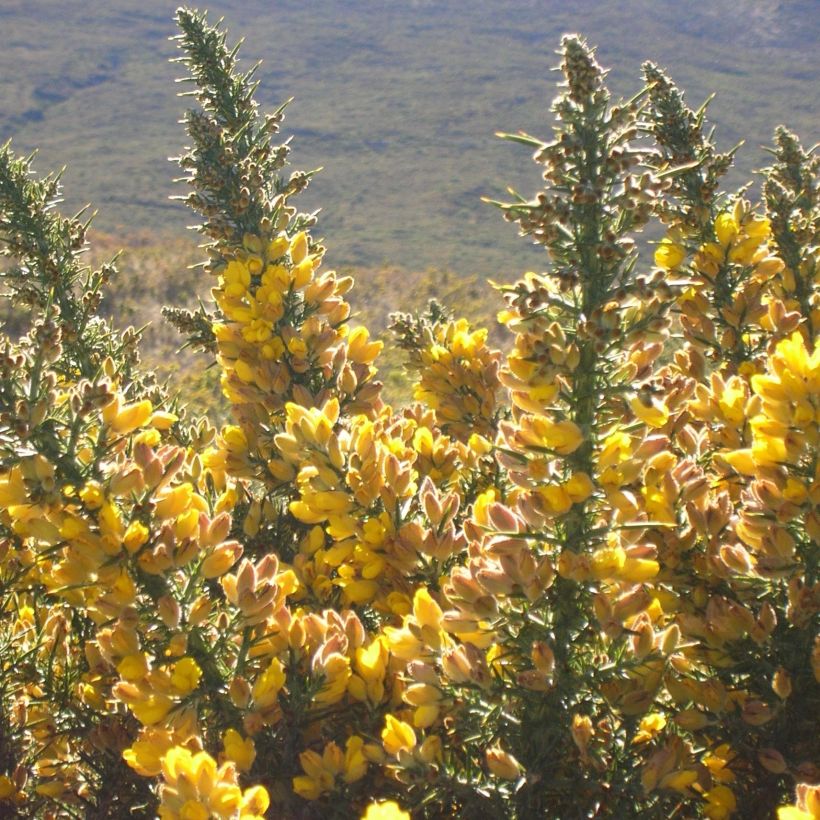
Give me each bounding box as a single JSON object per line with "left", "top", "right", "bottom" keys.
{"left": 1, "top": 0, "right": 818, "bottom": 278}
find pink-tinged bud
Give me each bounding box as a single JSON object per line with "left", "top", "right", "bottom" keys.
{"left": 757, "top": 748, "right": 787, "bottom": 774}
{"left": 133, "top": 441, "right": 154, "bottom": 469}
{"left": 487, "top": 503, "right": 520, "bottom": 533}
{"left": 229, "top": 676, "right": 252, "bottom": 709}
{"left": 516, "top": 670, "right": 552, "bottom": 692}
{"left": 441, "top": 643, "right": 491, "bottom": 688}
{"left": 110, "top": 466, "right": 145, "bottom": 497}
{"left": 157, "top": 596, "right": 181, "bottom": 629}
{"left": 447, "top": 567, "right": 484, "bottom": 604}
{"left": 485, "top": 535, "right": 528, "bottom": 558}
{"left": 142, "top": 456, "right": 164, "bottom": 489}
{"left": 475, "top": 564, "right": 514, "bottom": 596}
{"left": 673, "top": 709, "right": 711, "bottom": 731}
{"left": 633, "top": 435, "right": 670, "bottom": 462}
{"left": 472, "top": 594, "right": 499, "bottom": 618}
{"left": 204, "top": 512, "right": 232, "bottom": 547}
{"left": 517, "top": 494, "right": 547, "bottom": 528}
{"left": 630, "top": 616, "right": 655, "bottom": 660}
{"left": 719, "top": 543, "right": 754, "bottom": 574}
{"left": 676, "top": 425, "right": 699, "bottom": 455}
{"left": 741, "top": 700, "right": 774, "bottom": 726}
{"left": 257, "top": 553, "right": 279, "bottom": 583}
{"left": 659, "top": 624, "right": 680, "bottom": 656}
{"left": 156, "top": 450, "right": 186, "bottom": 493}
{"left": 201, "top": 541, "right": 243, "bottom": 578}
{"left": 753, "top": 602, "right": 777, "bottom": 643}
{"left": 440, "top": 611, "right": 480, "bottom": 634}
{"left": 235, "top": 559, "right": 257, "bottom": 597}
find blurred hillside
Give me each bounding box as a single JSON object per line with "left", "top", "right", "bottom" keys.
{"left": 1, "top": 0, "right": 818, "bottom": 278}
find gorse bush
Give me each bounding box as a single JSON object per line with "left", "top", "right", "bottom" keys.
{"left": 0, "top": 8, "right": 817, "bottom": 819}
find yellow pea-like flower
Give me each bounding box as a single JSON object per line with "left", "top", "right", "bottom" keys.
{"left": 630, "top": 395, "right": 669, "bottom": 429}
{"left": 222, "top": 729, "right": 256, "bottom": 772}
{"left": 131, "top": 693, "right": 174, "bottom": 726}
{"left": 111, "top": 400, "right": 153, "bottom": 435}
{"left": 252, "top": 658, "right": 285, "bottom": 710}
{"left": 381, "top": 714, "right": 417, "bottom": 756}
{"left": 654, "top": 238, "right": 686, "bottom": 270}
{"left": 117, "top": 652, "right": 150, "bottom": 682}
{"left": 170, "top": 657, "right": 203, "bottom": 695}
{"left": 361, "top": 801, "right": 410, "bottom": 820}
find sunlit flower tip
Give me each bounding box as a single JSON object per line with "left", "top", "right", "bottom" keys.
{"left": 412, "top": 587, "right": 443, "bottom": 629}
{"left": 619, "top": 557, "right": 660, "bottom": 583}
{"left": 714, "top": 212, "right": 739, "bottom": 246}
{"left": 720, "top": 449, "right": 757, "bottom": 476}
{"left": 149, "top": 410, "right": 179, "bottom": 430}
{"left": 777, "top": 808, "right": 814, "bottom": 820}
{"left": 361, "top": 800, "right": 411, "bottom": 820}
{"left": 468, "top": 432, "right": 493, "bottom": 455}
{"left": 777, "top": 784, "right": 820, "bottom": 820}
{"left": 290, "top": 231, "right": 309, "bottom": 264}
{"left": 111, "top": 400, "right": 153, "bottom": 435}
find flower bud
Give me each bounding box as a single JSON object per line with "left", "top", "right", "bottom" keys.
{"left": 486, "top": 746, "right": 523, "bottom": 780}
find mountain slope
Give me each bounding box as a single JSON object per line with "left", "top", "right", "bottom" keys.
{"left": 1, "top": 0, "right": 817, "bottom": 277}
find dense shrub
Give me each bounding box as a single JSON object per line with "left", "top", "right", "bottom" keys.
{"left": 0, "top": 8, "right": 817, "bottom": 819}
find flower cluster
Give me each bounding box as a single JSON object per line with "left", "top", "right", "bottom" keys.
{"left": 0, "top": 11, "right": 817, "bottom": 820}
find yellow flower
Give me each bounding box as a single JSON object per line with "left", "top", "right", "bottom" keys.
{"left": 252, "top": 658, "right": 285, "bottom": 710}
{"left": 361, "top": 801, "right": 411, "bottom": 820}
{"left": 111, "top": 399, "right": 153, "bottom": 435}
{"left": 703, "top": 785, "right": 737, "bottom": 820}
{"left": 630, "top": 395, "right": 669, "bottom": 428}
{"left": 527, "top": 415, "right": 584, "bottom": 454}
{"left": 633, "top": 713, "right": 666, "bottom": 744}
{"left": 222, "top": 729, "right": 256, "bottom": 772}
{"left": 123, "top": 520, "right": 150, "bottom": 553}
{"left": 290, "top": 231, "right": 309, "bottom": 264}
{"left": 381, "top": 714, "right": 417, "bottom": 756}
{"left": 118, "top": 652, "right": 150, "bottom": 682}
{"left": 123, "top": 729, "right": 175, "bottom": 777}
{"left": 287, "top": 337, "right": 308, "bottom": 358}
{"left": 170, "top": 657, "right": 203, "bottom": 695}
{"left": 655, "top": 238, "right": 686, "bottom": 269}
{"left": 486, "top": 745, "right": 523, "bottom": 779}
{"left": 131, "top": 693, "right": 174, "bottom": 726}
